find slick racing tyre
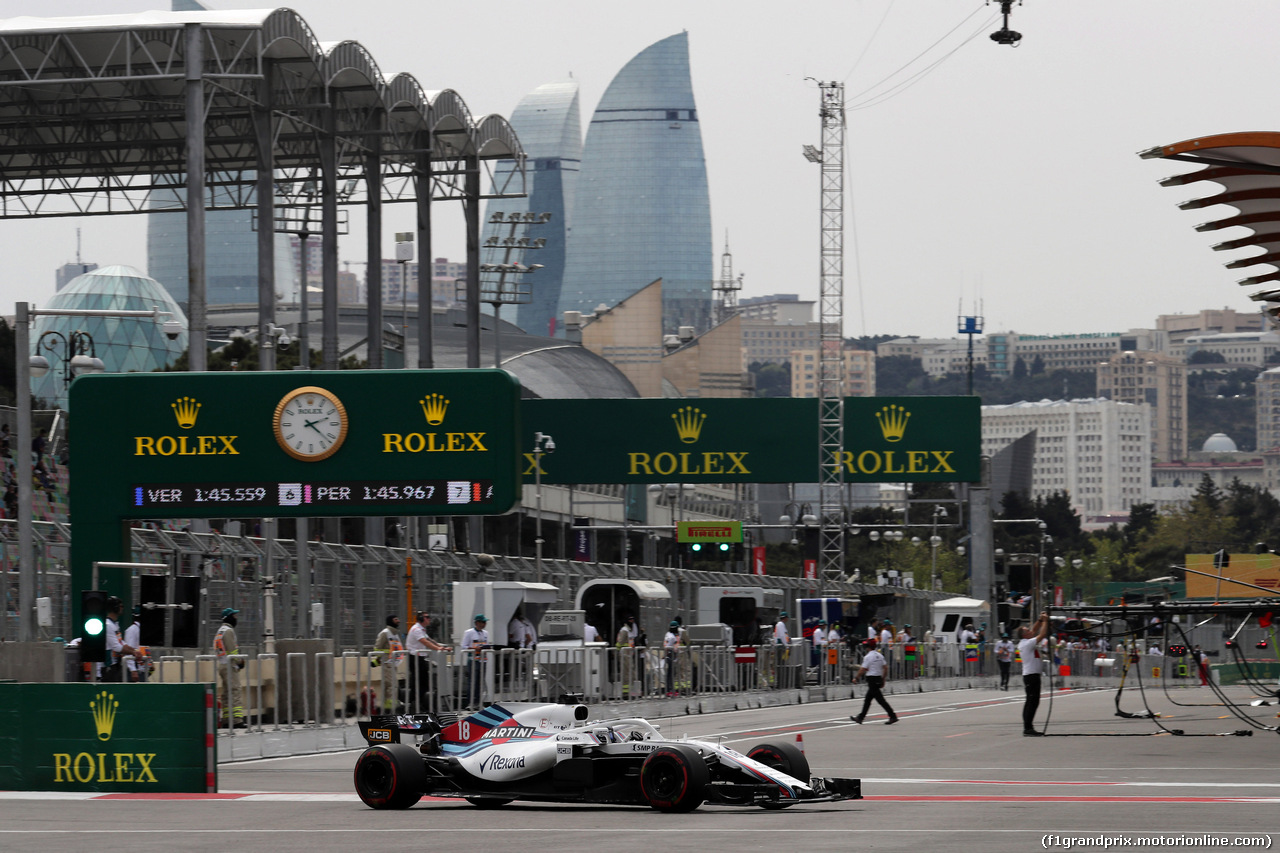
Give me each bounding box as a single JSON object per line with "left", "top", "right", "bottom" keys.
{"left": 747, "top": 742, "right": 810, "bottom": 809}
{"left": 354, "top": 743, "right": 426, "bottom": 809}
{"left": 640, "top": 744, "right": 709, "bottom": 813}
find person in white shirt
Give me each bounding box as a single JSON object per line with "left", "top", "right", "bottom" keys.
{"left": 993, "top": 633, "right": 1015, "bottom": 690}
{"left": 508, "top": 607, "right": 537, "bottom": 649}
{"left": 124, "top": 605, "right": 146, "bottom": 682}
{"left": 774, "top": 611, "right": 790, "bottom": 644}
{"left": 404, "top": 611, "right": 451, "bottom": 709}
{"left": 461, "top": 614, "right": 490, "bottom": 705}
{"left": 812, "top": 619, "right": 829, "bottom": 652}
{"left": 663, "top": 620, "right": 682, "bottom": 697}
{"left": 1018, "top": 612, "right": 1050, "bottom": 736}
{"left": 850, "top": 638, "right": 898, "bottom": 725}
{"left": 583, "top": 622, "right": 601, "bottom": 643}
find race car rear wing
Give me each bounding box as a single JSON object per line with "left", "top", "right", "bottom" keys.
{"left": 359, "top": 713, "right": 457, "bottom": 745}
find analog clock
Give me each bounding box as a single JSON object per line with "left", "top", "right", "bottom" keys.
{"left": 273, "top": 386, "right": 348, "bottom": 461}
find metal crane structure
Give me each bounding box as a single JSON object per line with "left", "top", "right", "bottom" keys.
{"left": 714, "top": 233, "right": 744, "bottom": 326}
{"left": 803, "top": 81, "right": 848, "bottom": 588}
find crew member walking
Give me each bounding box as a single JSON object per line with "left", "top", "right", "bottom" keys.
{"left": 851, "top": 638, "right": 898, "bottom": 725}
{"left": 1018, "top": 612, "right": 1051, "bottom": 736}
{"left": 102, "top": 597, "right": 140, "bottom": 684}
{"left": 994, "top": 633, "right": 1015, "bottom": 690}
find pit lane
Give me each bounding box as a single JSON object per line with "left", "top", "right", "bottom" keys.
{"left": 3, "top": 686, "right": 1276, "bottom": 853}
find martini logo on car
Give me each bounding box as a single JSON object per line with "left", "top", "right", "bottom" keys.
{"left": 486, "top": 726, "right": 536, "bottom": 739}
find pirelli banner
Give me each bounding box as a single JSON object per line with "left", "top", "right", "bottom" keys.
{"left": 522, "top": 396, "right": 980, "bottom": 484}
{"left": 0, "top": 683, "right": 215, "bottom": 792}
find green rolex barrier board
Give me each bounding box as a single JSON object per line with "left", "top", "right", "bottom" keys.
{"left": 0, "top": 683, "right": 214, "bottom": 792}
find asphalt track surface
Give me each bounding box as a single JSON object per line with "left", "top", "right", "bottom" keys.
{"left": 4, "top": 685, "right": 1278, "bottom": 853}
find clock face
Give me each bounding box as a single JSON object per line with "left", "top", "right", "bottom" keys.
{"left": 274, "top": 386, "right": 348, "bottom": 461}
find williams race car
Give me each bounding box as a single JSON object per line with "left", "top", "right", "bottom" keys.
{"left": 353, "top": 697, "right": 861, "bottom": 812}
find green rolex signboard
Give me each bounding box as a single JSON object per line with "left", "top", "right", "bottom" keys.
{"left": 0, "top": 683, "right": 214, "bottom": 792}
{"left": 70, "top": 369, "right": 521, "bottom": 522}
{"left": 521, "top": 396, "right": 979, "bottom": 484}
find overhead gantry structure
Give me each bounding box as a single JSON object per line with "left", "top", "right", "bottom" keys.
{"left": 0, "top": 8, "right": 526, "bottom": 370}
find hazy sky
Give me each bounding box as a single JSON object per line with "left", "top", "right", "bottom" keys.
{"left": 1, "top": 0, "right": 1276, "bottom": 340}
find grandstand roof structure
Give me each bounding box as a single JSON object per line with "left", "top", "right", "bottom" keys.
{"left": 0, "top": 7, "right": 526, "bottom": 369}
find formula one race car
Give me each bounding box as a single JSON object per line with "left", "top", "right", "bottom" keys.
{"left": 353, "top": 697, "right": 861, "bottom": 812}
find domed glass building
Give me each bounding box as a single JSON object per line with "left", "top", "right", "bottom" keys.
{"left": 31, "top": 264, "right": 188, "bottom": 408}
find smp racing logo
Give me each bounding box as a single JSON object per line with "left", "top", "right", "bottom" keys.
{"left": 134, "top": 396, "right": 238, "bottom": 456}
{"left": 626, "top": 406, "right": 750, "bottom": 477}
{"left": 383, "top": 392, "right": 488, "bottom": 453}
{"left": 840, "top": 404, "right": 955, "bottom": 475}
{"left": 52, "top": 691, "right": 158, "bottom": 784}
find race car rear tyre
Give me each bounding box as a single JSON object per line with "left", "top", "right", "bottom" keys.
{"left": 465, "top": 797, "right": 514, "bottom": 809}
{"left": 354, "top": 744, "right": 425, "bottom": 809}
{"left": 747, "top": 741, "right": 810, "bottom": 809}
{"left": 640, "top": 744, "right": 709, "bottom": 813}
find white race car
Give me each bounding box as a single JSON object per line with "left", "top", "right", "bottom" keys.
{"left": 354, "top": 697, "right": 861, "bottom": 812}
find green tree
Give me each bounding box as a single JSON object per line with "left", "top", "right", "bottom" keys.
{"left": 1030, "top": 354, "right": 1045, "bottom": 375}
{"left": 1188, "top": 349, "right": 1227, "bottom": 364}
{"left": 748, "top": 361, "right": 791, "bottom": 397}
{"left": 1012, "top": 357, "right": 1027, "bottom": 380}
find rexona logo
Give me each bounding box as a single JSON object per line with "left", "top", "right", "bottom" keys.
{"left": 383, "top": 393, "right": 488, "bottom": 453}
{"left": 841, "top": 404, "right": 954, "bottom": 475}
{"left": 479, "top": 753, "right": 527, "bottom": 772}
{"left": 52, "top": 691, "right": 159, "bottom": 784}
{"left": 627, "top": 406, "right": 750, "bottom": 476}
{"left": 134, "top": 396, "right": 239, "bottom": 456}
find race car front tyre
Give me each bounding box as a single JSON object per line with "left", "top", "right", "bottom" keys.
{"left": 354, "top": 743, "right": 426, "bottom": 809}
{"left": 747, "top": 741, "right": 810, "bottom": 809}
{"left": 640, "top": 744, "right": 709, "bottom": 813}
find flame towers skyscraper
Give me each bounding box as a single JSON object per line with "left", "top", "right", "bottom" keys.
{"left": 558, "top": 32, "right": 713, "bottom": 334}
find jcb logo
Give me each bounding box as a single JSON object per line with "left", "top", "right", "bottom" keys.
{"left": 368, "top": 729, "right": 392, "bottom": 741}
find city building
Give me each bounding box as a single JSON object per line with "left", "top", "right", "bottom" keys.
{"left": 482, "top": 81, "right": 580, "bottom": 338}
{"left": 1157, "top": 307, "right": 1265, "bottom": 347}
{"left": 879, "top": 336, "right": 988, "bottom": 377}
{"left": 981, "top": 398, "right": 1151, "bottom": 517}
{"left": 789, "top": 347, "right": 875, "bottom": 398}
{"left": 742, "top": 320, "right": 821, "bottom": 366}
{"left": 737, "top": 294, "right": 814, "bottom": 324}
{"left": 1256, "top": 367, "right": 1280, "bottom": 453}
{"left": 55, "top": 261, "right": 97, "bottom": 291}
{"left": 985, "top": 329, "right": 1166, "bottom": 377}
{"left": 1175, "top": 331, "right": 1280, "bottom": 367}
{"left": 558, "top": 33, "right": 713, "bottom": 335}
{"left": 147, "top": 200, "right": 295, "bottom": 308}
{"left": 663, "top": 314, "right": 752, "bottom": 397}
{"left": 1095, "top": 350, "right": 1188, "bottom": 462}
{"left": 31, "top": 265, "right": 188, "bottom": 409}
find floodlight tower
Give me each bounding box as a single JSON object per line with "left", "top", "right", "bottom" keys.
{"left": 714, "top": 232, "right": 743, "bottom": 326}
{"left": 803, "top": 80, "right": 847, "bottom": 589}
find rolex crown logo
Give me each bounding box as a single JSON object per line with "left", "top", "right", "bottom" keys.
{"left": 171, "top": 396, "right": 201, "bottom": 429}
{"left": 91, "top": 690, "right": 118, "bottom": 742}
{"left": 876, "top": 404, "right": 910, "bottom": 443}
{"left": 672, "top": 406, "right": 706, "bottom": 444}
{"left": 420, "top": 393, "right": 449, "bottom": 426}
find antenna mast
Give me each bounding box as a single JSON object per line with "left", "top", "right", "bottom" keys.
{"left": 714, "top": 231, "right": 743, "bottom": 325}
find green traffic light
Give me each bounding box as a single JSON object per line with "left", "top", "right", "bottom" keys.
{"left": 84, "top": 617, "right": 105, "bottom": 636}
{"left": 690, "top": 543, "right": 702, "bottom": 552}
{"left": 718, "top": 542, "right": 730, "bottom": 552}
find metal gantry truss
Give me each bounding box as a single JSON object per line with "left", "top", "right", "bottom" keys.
{"left": 814, "top": 81, "right": 847, "bottom": 589}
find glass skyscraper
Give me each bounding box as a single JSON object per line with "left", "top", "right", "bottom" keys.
{"left": 147, "top": 192, "right": 296, "bottom": 308}
{"left": 482, "top": 81, "right": 581, "bottom": 338}
{"left": 559, "top": 32, "right": 713, "bottom": 334}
